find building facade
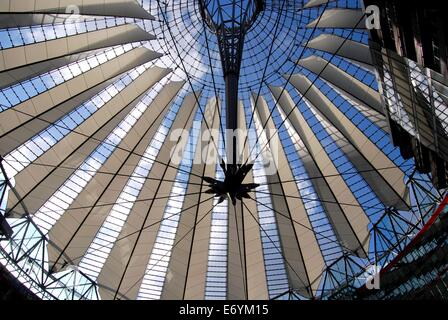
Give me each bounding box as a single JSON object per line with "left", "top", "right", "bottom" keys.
{"left": 365, "top": 0, "right": 448, "bottom": 188}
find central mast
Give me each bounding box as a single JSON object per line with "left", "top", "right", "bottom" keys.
{"left": 199, "top": 0, "right": 264, "bottom": 205}
{"left": 199, "top": 0, "right": 264, "bottom": 165}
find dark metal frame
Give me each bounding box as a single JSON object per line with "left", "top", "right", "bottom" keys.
{"left": 0, "top": 159, "right": 99, "bottom": 300}
{"left": 272, "top": 170, "right": 447, "bottom": 300}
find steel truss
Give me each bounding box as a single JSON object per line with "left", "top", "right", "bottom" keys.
{"left": 272, "top": 170, "right": 447, "bottom": 300}
{"left": 0, "top": 159, "right": 99, "bottom": 300}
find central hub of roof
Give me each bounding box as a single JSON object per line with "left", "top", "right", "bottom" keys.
{"left": 199, "top": 0, "right": 264, "bottom": 33}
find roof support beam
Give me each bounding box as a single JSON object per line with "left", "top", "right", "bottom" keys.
{"left": 253, "top": 93, "right": 325, "bottom": 297}
{"left": 226, "top": 101, "right": 269, "bottom": 300}
{"left": 46, "top": 78, "right": 179, "bottom": 273}
{"left": 307, "top": 34, "right": 374, "bottom": 72}
{"left": 161, "top": 98, "right": 220, "bottom": 300}
{"left": 288, "top": 74, "right": 410, "bottom": 210}
{"left": 270, "top": 86, "right": 371, "bottom": 258}
{"left": 0, "top": 0, "right": 154, "bottom": 20}
{"left": 296, "top": 55, "right": 383, "bottom": 114}
{"left": 0, "top": 47, "right": 160, "bottom": 148}
{"left": 97, "top": 90, "right": 199, "bottom": 300}
{"left": 4, "top": 66, "right": 170, "bottom": 218}
{"left": 0, "top": 24, "right": 156, "bottom": 89}
{"left": 306, "top": 9, "right": 366, "bottom": 29}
